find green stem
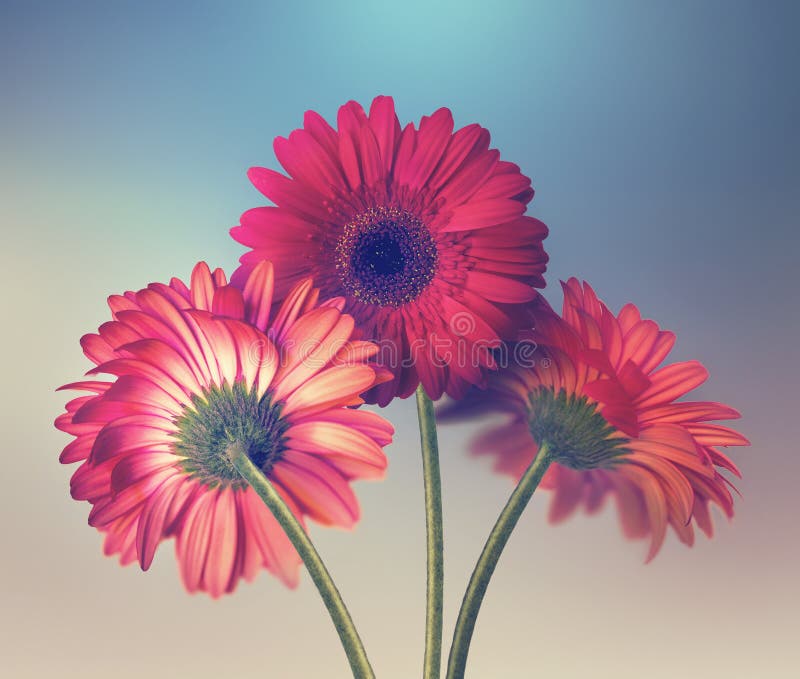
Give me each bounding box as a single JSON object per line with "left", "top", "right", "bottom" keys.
{"left": 416, "top": 385, "right": 444, "bottom": 679}
{"left": 445, "top": 441, "right": 554, "bottom": 679}
{"left": 227, "top": 442, "right": 375, "bottom": 679}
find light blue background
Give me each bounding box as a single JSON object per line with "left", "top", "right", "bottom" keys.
{"left": 2, "top": 2, "right": 797, "bottom": 677}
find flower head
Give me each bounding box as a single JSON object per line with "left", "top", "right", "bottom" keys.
{"left": 231, "top": 96, "right": 548, "bottom": 405}
{"left": 56, "top": 261, "right": 393, "bottom": 597}
{"left": 441, "top": 279, "right": 748, "bottom": 560}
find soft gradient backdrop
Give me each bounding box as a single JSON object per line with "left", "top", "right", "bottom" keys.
{"left": 2, "top": 1, "right": 798, "bottom": 677}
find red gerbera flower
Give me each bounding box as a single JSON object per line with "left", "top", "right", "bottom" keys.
{"left": 56, "top": 261, "right": 393, "bottom": 597}
{"left": 441, "top": 279, "right": 749, "bottom": 560}
{"left": 231, "top": 96, "right": 548, "bottom": 405}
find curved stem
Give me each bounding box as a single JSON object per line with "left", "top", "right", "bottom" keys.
{"left": 416, "top": 385, "right": 444, "bottom": 679}
{"left": 445, "top": 441, "right": 554, "bottom": 679}
{"left": 227, "top": 442, "right": 375, "bottom": 679}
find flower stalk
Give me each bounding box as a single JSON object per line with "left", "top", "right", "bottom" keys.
{"left": 227, "top": 442, "right": 375, "bottom": 679}
{"left": 416, "top": 385, "right": 444, "bottom": 679}
{"left": 445, "top": 441, "right": 555, "bottom": 679}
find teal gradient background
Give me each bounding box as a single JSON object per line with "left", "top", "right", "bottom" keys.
{"left": 2, "top": 1, "right": 798, "bottom": 677}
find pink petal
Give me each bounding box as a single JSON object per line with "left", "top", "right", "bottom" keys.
{"left": 634, "top": 424, "right": 715, "bottom": 477}
{"left": 470, "top": 170, "right": 532, "bottom": 202}
{"left": 617, "top": 359, "right": 651, "bottom": 397}
{"left": 91, "top": 417, "right": 175, "bottom": 463}
{"left": 60, "top": 435, "right": 95, "bottom": 464}
{"left": 177, "top": 489, "right": 216, "bottom": 593}
{"left": 303, "top": 109, "right": 339, "bottom": 160}
{"left": 254, "top": 337, "right": 280, "bottom": 398}
{"left": 629, "top": 453, "right": 694, "bottom": 526}
{"left": 274, "top": 128, "right": 345, "bottom": 195}
{"left": 57, "top": 380, "right": 110, "bottom": 395}
{"left": 272, "top": 452, "right": 359, "bottom": 528}
{"left": 136, "top": 473, "right": 184, "bottom": 570}
{"left": 272, "top": 310, "right": 354, "bottom": 402}
{"left": 186, "top": 312, "right": 238, "bottom": 385}
{"left": 437, "top": 149, "right": 499, "bottom": 207}
{"left": 610, "top": 475, "right": 649, "bottom": 539}
{"left": 103, "top": 374, "right": 183, "bottom": 415}
{"left": 133, "top": 290, "right": 214, "bottom": 386}
{"left": 295, "top": 408, "right": 394, "bottom": 446}
{"left": 120, "top": 339, "right": 202, "bottom": 395}
{"left": 80, "top": 333, "right": 117, "bottom": 365}
{"left": 392, "top": 122, "right": 416, "bottom": 181}
{"left": 464, "top": 271, "right": 536, "bottom": 303}
{"left": 582, "top": 378, "right": 630, "bottom": 406}
{"left": 236, "top": 207, "right": 318, "bottom": 245}
{"left": 282, "top": 365, "right": 376, "bottom": 417}
{"left": 639, "top": 401, "right": 741, "bottom": 424}
{"left": 241, "top": 485, "right": 301, "bottom": 588}
{"left": 285, "top": 420, "right": 388, "bottom": 476}
{"left": 89, "top": 466, "right": 177, "bottom": 527}
{"left": 337, "top": 101, "right": 367, "bottom": 190}
{"left": 269, "top": 278, "right": 316, "bottom": 344}
{"left": 204, "top": 487, "right": 240, "bottom": 598}
{"left": 443, "top": 199, "right": 526, "bottom": 232}
{"left": 399, "top": 107, "right": 453, "bottom": 190}
{"left": 69, "top": 396, "right": 141, "bottom": 424}
{"left": 246, "top": 166, "right": 330, "bottom": 222}
{"left": 359, "top": 124, "right": 383, "bottom": 185}
{"left": 212, "top": 285, "right": 246, "bottom": 321}
{"left": 684, "top": 423, "right": 750, "bottom": 447}
{"left": 330, "top": 340, "right": 380, "bottom": 366}
{"left": 241, "top": 260, "right": 275, "bottom": 331}
{"left": 221, "top": 319, "right": 262, "bottom": 393}
{"left": 70, "top": 458, "right": 114, "bottom": 501}
{"left": 190, "top": 262, "right": 216, "bottom": 312}
{"left": 211, "top": 268, "right": 227, "bottom": 287}
{"left": 616, "top": 464, "right": 668, "bottom": 562}
{"left": 88, "top": 358, "right": 188, "bottom": 405}
{"left": 636, "top": 361, "right": 709, "bottom": 409}
{"left": 547, "top": 466, "right": 584, "bottom": 523}
{"left": 111, "top": 451, "right": 181, "bottom": 492}
{"left": 429, "top": 123, "right": 486, "bottom": 191}
{"left": 368, "top": 95, "right": 400, "bottom": 174}
{"left": 107, "top": 294, "right": 139, "bottom": 318}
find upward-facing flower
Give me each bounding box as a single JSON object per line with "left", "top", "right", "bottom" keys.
{"left": 441, "top": 279, "right": 749, "bottom": 560}
{"left": 56, "top": 261, "right": 393, "bottom": 597}
{"left": 231, "top": 96, "right": 548, "bottom": 405}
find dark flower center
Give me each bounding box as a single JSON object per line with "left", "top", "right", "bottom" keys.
{"left": 353, "top": 232, "right": 406, "bottom": 277}
{"left": 527, "top": 387, "right": 629, "bottom": 470}
{"left": 174, "top": 381, "right": 288, "bottom": 485}
{"left": 335, "top": 206, "right": 438, "bottom": 307}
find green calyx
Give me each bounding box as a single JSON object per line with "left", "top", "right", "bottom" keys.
{"left": 174, "top": 381, "right": 288, "bottom": 486}
{"left": 526, "top": 387, "right": 629, "bottom": 470}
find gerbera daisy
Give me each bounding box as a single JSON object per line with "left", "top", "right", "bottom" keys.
{"left": 56, "top": 261, "right": 393, "bottom": 597}
{"left": 441, "top": 278, "right": 749, "bottom": 560}
{"left": 231, "top": 96, "right": 549, "bottom": 405}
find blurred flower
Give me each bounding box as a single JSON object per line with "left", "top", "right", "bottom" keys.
{"left": 441, "top": 279, "right": 748, "bottom": 560}
{"left": 231, "top": 96, "right": 548, "bottom": 404}
{"left": 56, "top": 261, "right": 393, "bottom": 597}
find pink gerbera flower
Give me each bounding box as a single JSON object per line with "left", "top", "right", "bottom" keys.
{"left": 441, "top": 279, "right": 749, "bottom": 560}
{"left": 231, "top": 96, "right": 548, "bottom": 404}
{"left": 56, "top": 261, "right": 393, "bottom": 597}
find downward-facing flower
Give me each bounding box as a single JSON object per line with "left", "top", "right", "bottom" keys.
{"left": 56, "top": 261, "right": 393, "bottom": 597}
{"left": 442, "top": 279, "right": 749, "bottom": 560}
{"left": 231, "top": 96, "right": 549, "bottom": 405}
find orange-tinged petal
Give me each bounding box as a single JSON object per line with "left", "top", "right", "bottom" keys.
{"left": 441, "top": 278, "right": 747, "bottom": 562}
